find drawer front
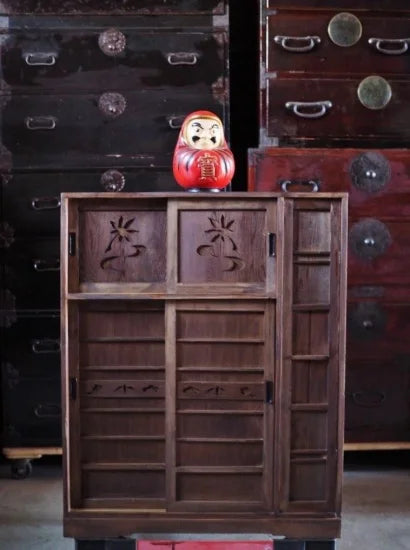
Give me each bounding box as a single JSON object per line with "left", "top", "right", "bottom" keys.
{"left": 0, "top": 1, "right": 226, "bottom": 15}
{"left": 348, "top": 218, "right": 410, "bottom": 287}
{"left": 4, "top": 237, "right": 60, "bottom": 309}
{"left": 248, "top": 148, "right": 410, "bottom": 217}
{"left": 2, "top": 167, "right": 180, "bottom": 234}
{"left": 3, "top": 92, "right": 227, "bottom": 166}
{"left": 347, "top": 301, "right": 410, "bottom": 360}
{"left": 264, "top": 77, "right": 410, "bottom": 141}
{"left": 2, "top": 375, "right": 61, "bottom": 446}
{"left": 267, "top": 1, "right": 410, "bottom": 9}
{"left": 1, "top": 30, "right": 227, "bottom": 92}
{"left": 2, "top": 315, "right": 60, "bottom": 378}
{"left": 345, "top": 360, "right": 410, "bottom": 443}
{"left": 266, "top": 13, "right": 410, "bottom": 76}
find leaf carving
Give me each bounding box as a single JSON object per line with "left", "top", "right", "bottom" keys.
{"left": 197, "top": 245, "right": 217, "bottom": 257}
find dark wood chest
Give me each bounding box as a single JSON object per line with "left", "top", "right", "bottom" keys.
{"left": 249, "top": 147, "right": 410, "bottom": 445}
{"left": 62, "top": 192, "right": 347, "bottom": 539}
{"left": 0, "top": 2, "right": 230, "bottom": 460}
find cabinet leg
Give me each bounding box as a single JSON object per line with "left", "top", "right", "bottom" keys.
{"left": 75, "top": 540, "right": 135, "bottom": 550}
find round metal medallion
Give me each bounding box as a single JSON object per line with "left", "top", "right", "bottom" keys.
{"left": 349, "top": 218, "right": 392, "bottom": 260}
{"left": 98, "top": 28, "right": 126, "bottom": 57}
{"left": 347, "top": 302, "right": 386, "bottom": 341}
{"left": 350, "top": 152, "right": 391, "bottom": 193}
{"left": 328, "top": 12, "right": 362, "bottom": 47}
{"left": 100, "top": 170, "right": 126, "bottom": 192}
{"left": 357, "top": 76, "right": 392, "bottom": 110}
{"left": 98, "top": 92, "right": 127, "bottom": 118}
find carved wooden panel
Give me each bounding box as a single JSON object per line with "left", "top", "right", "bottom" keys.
{"left": 78, "top": 203, "right": 167, "bottom": 291}
{"left": 174, "top": 200, "right": 276, "bottom": 294}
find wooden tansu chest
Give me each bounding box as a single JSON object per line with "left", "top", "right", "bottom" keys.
{"left": 61, "top": 192, "right": 347, "bottom": 540}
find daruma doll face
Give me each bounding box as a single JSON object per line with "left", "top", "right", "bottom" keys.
{"left": 184, "top": 115, "right": 224, "bottom": 150}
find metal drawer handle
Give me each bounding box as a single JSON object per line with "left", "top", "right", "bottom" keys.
{"left": 368, "top": 37, "right": 410, "bottom": 55}
{"left": 280, "top": 179, "right": 320, "bottom": 192}
{"left": 168, "top": 116, "right": 185, "bottom": 129}
{"left": 274, "top": 35, "right": 321, "bottom": 53}
{"left": 351, "top": 391, "right": 386, "bottom": 408}
{"left": 25, "top": 116, "right": 57, "bottom": 130}
{"left": 31, "top": 197, "right": 61, "bottom": 210}
{"left": 34, "top": 403, "right": 61, "bottom": 418}
{"left": 33, "top": 258, "right": 60, "bottom": 272}
{"left": 24, "top": 53, "right": 57, "bottom": 66}
{"left": 286, "top": 100, "right": 332, "bottom": 119}
{"left": 363, "top": 237, "right": 376, "bottom": 247}
{"left": 32, "top": 338, "right": 61, "bottom": 354}
{"left": 167, "top": 52, "right": 198, "bottom": 65}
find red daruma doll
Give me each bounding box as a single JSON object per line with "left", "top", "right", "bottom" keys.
{"left": 173, "top": 110, "right": 235, "bottom": 192}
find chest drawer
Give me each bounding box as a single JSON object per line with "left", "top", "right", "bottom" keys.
{"left": 0, "top": 1, "right": 226, "bottom": 15}
{"left": 2, "top": 91, "right": 226, "bottom": 167}
{"left": 265, "top": 13, "right": 410, "bottom": 76}
{"left": 2, "top": 374, "right": 61, "bottom": 446}
{"left": 248, "top": 148, "right": 410, "bottom": 217}
{"left": 267, "top": 1, "right": 410, "bottom": 9}
{"left": 2, "top": 315, "right": 60, "bottom": 378}
{"left": 1, "top": 29, "right": 227, "bottom": 92}
{"left": 345, "top": 359, "right": 410, "bottom": 443}
{"left": 3, "top": 237, "right": 60, "bottom": 309}
{"left": 263, "top": 77, "right": 410, "bottom": 142}
{"left": 347, "top": 301, "right": 410, "bottom": 360}
{"left": 348, "top": 218, "right": 410, "bottom": 287}
{"left": 2, "top": 167, "right": 179, "bottom": 234}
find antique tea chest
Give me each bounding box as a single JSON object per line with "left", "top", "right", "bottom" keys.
{"left": 61, "top": 192, "right": 347, "bottom": 539}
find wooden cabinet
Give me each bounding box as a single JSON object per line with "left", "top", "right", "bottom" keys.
{"left": 248, "top": 147, "right": 410, "bottom": 446}
{"left": 61, "top": 192, "right": 347, "bottom": 539}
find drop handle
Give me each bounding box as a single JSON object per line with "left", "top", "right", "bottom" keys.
{"left": 286, "top": 100, "right": 332, "bottom": 119}
{"left": 24, "top": 53, "right": 57, "bottom": 66}
{"left": 274, "top": 35, "right": 321, "bottom": 52}
{"left": 25, "top": 116, "right": 57, "bottom": 130}
{"left": 265, "top": 381, "right": 274, "bottom": 404}
{"left": 31, "top": 197, "right": 61, "bottom": 210}
{"left": 368, "top": 37, "right": 410, "bottom": 55}
{"left": 167, "top": 52, "right": 198, "bottom": 65}
{"left": 33, "top": 258, "right": 60, "bottom": 272}
{"left": 32, "top": 338, "right": 60, "bottom": 354}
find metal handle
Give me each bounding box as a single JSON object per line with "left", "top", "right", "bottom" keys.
{"left": 24, "top": 53, "right": 57, "bottom": 66}
{"left": 31, "top": 197, "right": 61, "bottom": 210}
{"left": 351, "top": 391, "right": 386, "bottom": 408}
{"left": 70, "top": 377, "right": 78, "bottom": 400}
{"left": 69, "top": 232, "right": 76, "bottom": 256}
{"left": 168, "top": 116, "right": 185, "bottom": 129}
{"left": 280, "top": 179, "right": 320, "bottom": 192}
{"left": 286, "top": 100, "right": 332, "bottom": 119}
{"left": 25, "top": 116, "right": 57, "bottom": 130}
{"left": 33, "top": 258, "right": 60, "bottom": 272}
{"left": 34, "top": 403, "right": 61, "bottom": 418}
{"left": 167, "top": 52, "right": 198, "bottom": 65}
{"left": 32, "top": 338, "right": 60, "bottom": 354}
{"left": 274, "top": 35, "right": 321, "bottom": 53}
{"left": 362, "top": 319, "right": 374, "bottom": 329}
{"left": 268, "top": 233, "right": 276, "bottom": 257}
{"left": 265, "top": 381, "right": 274, "bottom": 404}
{"left": 368, "top": 37, "right": 409, "bottom": 55}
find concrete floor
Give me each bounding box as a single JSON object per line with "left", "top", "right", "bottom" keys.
{"left": 0, "top": 457, "right": 409, "bottom": 550}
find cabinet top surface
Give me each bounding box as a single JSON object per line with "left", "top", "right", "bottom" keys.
{"left": 62, "top": 191, "right": 348, "bottom": 200}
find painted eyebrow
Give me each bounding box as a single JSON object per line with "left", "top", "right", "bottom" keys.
{"left": 211, "top": 124, "right": 219, "bottom": 129}
{"left": 192, "top": 122, "right": 204, "bottom": 129}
